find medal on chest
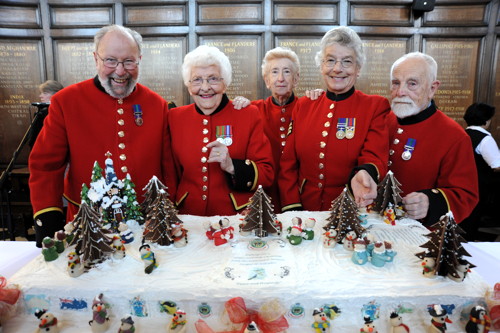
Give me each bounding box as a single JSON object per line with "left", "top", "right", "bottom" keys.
{"left": 216, "top": 125, "right": 233, "bottom": 146}
{"left": 402, "top": 138, "right": 416, "bottom": 160}
{"left": 345, "top": 118, "right": 356, "bottom": 139}
{"left": 133, "top": 104, "right": 143, "bottom": 126}
{"left": 336, "top": 118, "right": 355, "bottom": 139}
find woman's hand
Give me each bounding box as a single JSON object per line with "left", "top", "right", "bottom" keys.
{"left": 206, "top": 140, "right": 235, "bottom": 174}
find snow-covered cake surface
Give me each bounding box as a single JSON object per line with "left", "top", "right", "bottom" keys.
{"left": 5, "top": 212, "right": 490, "bottom": 332}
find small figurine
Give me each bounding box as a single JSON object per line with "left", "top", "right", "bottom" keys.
{"left": 384, "top": 241, "right": 397, "bottom": 262}
{"left": 89, "top": 293, "right": 110, "bottom": 333}
{"left": 311, "top": 308, "right": 330, "bottom": 332}
{"left": 118, "top": 315, "right": 135, "bottom": 333}
{"left": 244, "top": 321, "right": 260, "bottom": 333}
{"left": 54, "top": 231, "right": 66, "bottom": 253}
{"left": 41, "top": 237, "right": 59, "bottom": 262}
{"left": 351, "top": 238, "right": 369, "bottom": 265}
{"left": 139, "top": 243, "right": 158, "bottom": 274}
{"left": 361, "top": 316, "right": 378, "bottom": 333}
{"left": 34, "top": 308, "right": 59, "bottom": 333}
{"left": 389, "top": 312, "right": 410, "bottom": 333}
{"left": 428, "top": 304, "right": 452, "bottom": 333}
{"left": 220, "top": 218, "right": 235, "bottom": 241}
{"left": 172, "top": 223, "right": 188, "bottom": 248}
{"left": 342, "top": 230, "right": 357, "bottom": 251}
{"left": 210, "top": 220, "right": 227, "bottom": 246}
{"left": 383, "top": 203, "right": 396, "bottom": 225}
{"left": 323, "top": 227, "right": 337, "bottom": 248}
{"left": 167, "top": 308, "right": 187, "bottom": 333}
{"left": 63, "top": 221, "right": 75, "bottom": 244}
{"left": 111, "top": 235, "right": 126, "bottom": 259}
{"left": 118, "top": 222, "right": 134, "bottom": 244}
{"left": 238, "top": 218, "right": 251, "bottom": 236}
{"left": 365, "top": 233, "right": 376, "bottom": 256}
{"left": 448, "top": 258, "right": 471, "bottom": 282}
{"left": 67, "top": 251, "right": 84, "bottom": 278}
{"left": 286, "top": 225, "right": 303, "bottom": 246}
{"left": 465, "top": 305, "right": 490, "bottom": 333}
{"left": 287, "top": 216, "right": 303, "bottom": 233}
{"left": 358, "top": 207, "right": 369, "bottom": 224}
{"left": 421, "top": 256, "right": 437, "bottom": 278}
{"left": 370, "top": 241, "right": 390, "bottom": 267}
{"left": 302, "top": 218, "right": 316, "bottom": 240}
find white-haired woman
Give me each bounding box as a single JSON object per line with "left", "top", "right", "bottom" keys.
{"left": 279, "top": 26, "right": 390, "bottom": 211}
{"left": 168, "top": 45, "right": 274, "bottom": 216}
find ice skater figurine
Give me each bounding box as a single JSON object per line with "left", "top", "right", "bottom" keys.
{"left": 351, "top": 238, "right": 369, "bottom": 265}
{"left": 447, "top": 258, "right": 471, "bottom": 282}
{"left": 111, "top": 234, "right": 126, "bottom": 259}
{"left": 428, "top": 304, "right": 452, "bottom": 333}
{"left": 421, "top": 256, "right": 437, "bottom": 278}
{"left": 302, "top": 218, "right": 316, "bottom": 240}
{"left": 244, "top": 321, "right": 260, "bottom": 333}
{"left": 67, "top": 251, "right": 84, "bottom": 278}
{"left": 323, "top": 227, "right": 337, "bottom": 248}
{"left": 360, "top": 316, "right": 378, "bottom": 333}
{"left": 167, "top": 308, "right": 187, "bottom": 333}
{"left": 139, "top": 243, "right": 158, "bottom": 274}
{"left": 118, "top": 315, "right": 135, "bottom": 333}
{"left": 118, "top": 222, "right": 134, "bottom": 244}
{"left": 465, "top": 305, "right": 491, "bottom": 333}
{"left": 89, "top": 293, "right": 110, "bottom": 332}
{"left": 34, "top": 309, "right": 59, "bottom": 333}
{"left": 286, "top": 225, "right": 303, "bottom": 246}
{"left": 311, "top": 308, "right": 331, "bottom": 332}
{"left": 389, "top": 312, "right": 410, "bottom": 333}
{"left": 41, "top": 237, "right": 59, "bottom": 262}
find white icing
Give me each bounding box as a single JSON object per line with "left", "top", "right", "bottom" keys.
{"left": 5, "top": 212, "right": 489, "bottom": 332}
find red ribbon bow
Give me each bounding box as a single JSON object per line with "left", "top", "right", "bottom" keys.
{"left": 0, "top": 276, "right": 21, "bottom": 305}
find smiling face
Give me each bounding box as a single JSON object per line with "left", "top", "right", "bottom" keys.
{"left": 264, "top": 57, "right": 299, "bottom": 101}
{"left": 94, "top": 30, "right": 141, "bottom": 99}
{"left": 321, "top": 43, "right": 360, "bottom": 94}
{"left": 188, "top": 65, "right": 226, "bottom": 115}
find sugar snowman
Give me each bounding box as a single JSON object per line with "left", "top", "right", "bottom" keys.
{"left": 428, "top": 304, "right": 452, "bottom": 333}
{"left": 67, "top": 251, "right": 84, "bottom": 278}
{"left": 89, "top": 293, "right": 110, "bottom": 333}
{"left": 342, "top": 230, "right": 357, "bottom": 251}
{"left": 311, "top": 308, "right": 331, "bottom": 332}
{"left": 167, "top": 308, "right": 187, "bottom": 333}
{"left": 389, "top": 312, "right": 410, "bottom": 333}
{"left": 118, "top": 222, "right": 134, "bottom": 244}
{"left": 118, "top": 315, "right": 135, "bottom": 333}
{"left": 34, "top": 309, "right": 60, "bottom": 333}
{"left": 323, "top": 227, "right": 337, "bottom": 248}
{"left": 111, "top": 234, "right": 126, "bottom": 259}
{"left": 447, "top": 258, "right": 471, "bottom": 282}
{"left": 421, "top": 256, "right": 437, "bottom": 278}
{"left": 370, "top": 241, "right": 391, "bottom": 267}
{"left": 360, "top": 316, "right": 378, "bottom": 333}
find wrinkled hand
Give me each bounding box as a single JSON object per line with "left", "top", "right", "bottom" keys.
{"left": 206, "top": 140, "right": 234, "bottom": 174}
{"left": 232, "top": 96, "right": 251, "bottom": 110}
{"left": 305, "top": 89, "right": 324, "bottom": 100}
{"left": 402, "top": 192, "right": 429, "bottom": 220}
{"left": 350, "top": 170, "right": 377, "bottom": 207}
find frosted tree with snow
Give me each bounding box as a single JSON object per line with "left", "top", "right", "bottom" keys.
{"left": 87, "top": 161, "right": 107, "bottom": 210}
{"left": 373, "top": 170, "right": 403, "bottom": 215}
{"left": 68, "top": 201, "right": 114, "bottom": 269}
{"left": 122, "top": 173, "right": 143, "bottom": 223}
{"left": 415, "top": 212, "right": 474, "bottom": 279}
{"left": 240, "top": 185, "right": 282, "bottom": 238}
{"left": 323, "top": 186, "right": 365, "bottom": 244}
{"left": 141, "top": 176, "right": 170, "bottom": 218}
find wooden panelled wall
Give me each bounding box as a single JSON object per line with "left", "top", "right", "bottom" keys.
{"left": 1, "top": 0, "right": 499, "bottom": 166}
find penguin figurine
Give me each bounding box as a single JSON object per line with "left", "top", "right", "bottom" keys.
{"left": 465, "top": 305, "right": 491, "bottom": 333}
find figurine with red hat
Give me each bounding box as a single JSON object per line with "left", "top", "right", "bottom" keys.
{"left": 287, "top": 224, "right": 303, "bottom": 246}
{"left": 351, "top": 238, "right": 369, "bottom": 265}
{"left": 167, "top": 308, "right": 187, "bottom": 333}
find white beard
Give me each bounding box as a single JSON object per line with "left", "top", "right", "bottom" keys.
{"left": 391, "top": 97, "right": 422, "bottom": 119}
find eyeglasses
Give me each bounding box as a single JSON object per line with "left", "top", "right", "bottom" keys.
{"left": 323, "top": 58, "right": 355, "bottom": 69}
{"left": 97, "top": 54, "right": 139, "bottom": 70}
{"left": 189, "top": 77, "right": 224, "bottom": 86}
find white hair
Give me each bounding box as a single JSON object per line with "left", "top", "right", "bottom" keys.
{"left": 181, "top": 45, "right": 232, "bottom": 87}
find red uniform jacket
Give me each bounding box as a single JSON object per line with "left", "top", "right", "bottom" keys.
{"left": 29, "top": 78, "right": 173, "bottom": 220}
{"left": 252, "top": 95, "right": 297, "bottom": 211}
{"left": 387, "top": 102, "right": 478, "bottom": 225}
{"left": 279, "top": 88, "right": 390, "bottom": 211}
{"left": 168, "top": 96, "right": 274, "bottom": 216}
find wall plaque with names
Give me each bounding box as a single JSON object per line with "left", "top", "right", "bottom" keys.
{"left": 55, "top": 41, "right": 95, "bottom": 87}
{"left": 200, "top": 37, "right": 261, "bottom": 101}
{"left": 0, "top": 40, "right": 43, "bottom": 164}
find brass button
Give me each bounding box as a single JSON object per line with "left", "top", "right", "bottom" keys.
{"left": 117, "top": 108, "right": 124, "bottom": 115}
{"left": 202, "top": 195, "right": 207, "bottom": 200}
{"left": 203, "top": 137, "right": 209, "bottom": 143}
{"left": 118, "top": 99, "right": 123, "bottom": 105}
{"left": 203, "top": 128, "right": 209, "bottom": 135}
{"left": 202, "top": 166, "right": 207, "bottom": 172}
{"left": 245, "top": 159, "right": 251, "bottom": 165}
{"left": 281, "top": 133, "right": 286, "bottom": 139}
{"left": 319, "top": 174, "right": 324, "bottom": 179}
{"left": 389, "top": 149, "right": 394, "bottom": 155}
{"left": 121, "top": 166, "right": 128, "bottom": 173}
{"left": 281, "top": 141, "right": 286, "bottom": 146}
{"left": 246, "top": 182, "right": 252, "bottom": 187}
{"left": 388, "top": 160, "right": 393, "bottom": 166}
{"left": 320, "top": 141, "right": 326, "bottom": 148}
{"left": 327, "top": 112, "right": 333, "bottom": 118}
{"left": 118, "top": 119, "right": 124, "bottom": 126}
{"left": 118, "top": 131, "right": 125, "bottom": 137}
{"left": 201, "top": 157, "right": 207, "bottom": 163}
{"left": 203, "top": 119, "right": 209, "bottom": 125}
{"left": 281, "top": 117, "right": 286, "bottom": 123}
{"left": 202, "top": 147, "right": 208, "bottom": 153}
{"left": 319, "top": 152, "right": 325, "bottom": 159}
{"left": 322, "top": 131, "right": 328, "bottom": 137}
{"left": 202, "top": 185, "right": 207, "bottom": 191}
{"left": 318, "top": 183, "right": 323, "bottom": 188}
{"left": 280, "top": 126, "right": 285, "bottom": 131}
{"left": 324, "top": 121, "right": 330, "bottom": 128}
{"left": 432, "top": 189, "right": 439, "bottom": 193}
{"left": 118, "top": 143, "right": 125, "bottom": 149}
{"left": 203, "top": 176, "right": 208, "bottom": 182}
{"left": 394, "top": 138, "right": 400, "bottom": 144}
{"left": 319, "top": 163, "right": 324, "bottom": 169}
{"left": 120, "top": 154, "right": 126, "bottom": 161}
{"left": 397, "top": 128, "right": 403, "bottom": 134}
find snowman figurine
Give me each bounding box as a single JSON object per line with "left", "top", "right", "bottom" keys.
{"left": 111, "top": 234, "right": 126, "bottom": 259}
{"left": 34, "top": 309, "right": 60, "bottom": 333}
{"left": 389, "top": 312, "right": 410, "bottom": 333}
{"left": 118, "top": 315, "right": 135, "bottom": 333}
{"left": 89, "top": 293, "right": 110, "bottom": 333}
{"left": 220, "top": 218, "right": 235, "bottom": 242}
{"left": 172, "top": 223, "right": 188, "bottom": 248}
{"left": 421, "top": 256, "right": 437, "bottom": 278}
{"left": 447, "top": 258, "right": 471, "bottom": 282}
{"left": 67, "top": 251, "right": 84, "bottom": 278}
{"left": 342, "top": 230, "right": 357, "bottom": 251}
{"left": 118, "top": 222, "right": 134, "bottom": 244}
{"left": 167, "top": 308, "right": 187, "bottom": 333}
{"left": 360, "top": 316, "right": 378, "bottom": 333}
{"left": 140, "top": 243, "right": 158, "bottom": 274}
{"left": 428, "top": 304, "right": 452, "bottom": 333}
{"left": 311, "top": 308, "right": 331, "bottom": 332}
{"left": 323, "top": 227, "right": 337, "bottom": 248}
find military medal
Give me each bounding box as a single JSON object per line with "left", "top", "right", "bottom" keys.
{"left": 402, "top": 138, "right": 416, "bottom": 160}
{"left": 133, "top": 104, "right": 143, "bottom": 126}
{"left": 216, "top": 125, "right": 233, "bottom": 146}
{"left": 345, "top": 118, "right": 355, "bottom": 139}
{"left": 336, "top": 118, "right": 347, "bottom": 139}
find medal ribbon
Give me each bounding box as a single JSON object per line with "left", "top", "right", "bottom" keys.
{"left": 347, "top": 118, "right": 355, "bottom": 128}
{"left": 133, "top": 104, "right": 143, "bottom": 124}
{"left": 337, "top": 118, "right": 347, "bottom": 131}
{"left": 403, "top": 138, "right": 416, "bottom": 152}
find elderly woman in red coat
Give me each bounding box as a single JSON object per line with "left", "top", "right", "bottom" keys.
{"left": 168, "top": 45, "right": 274, "bottom": 216}
{"left": 279, "top": 26, "right": 390, "bottom": 212}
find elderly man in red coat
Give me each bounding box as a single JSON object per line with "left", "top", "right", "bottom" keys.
{"left": 29, "top": 25, "right": 175, "bottom": 247}
{"left": 387, "top": 52, "right": 478, "bottom": 226}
